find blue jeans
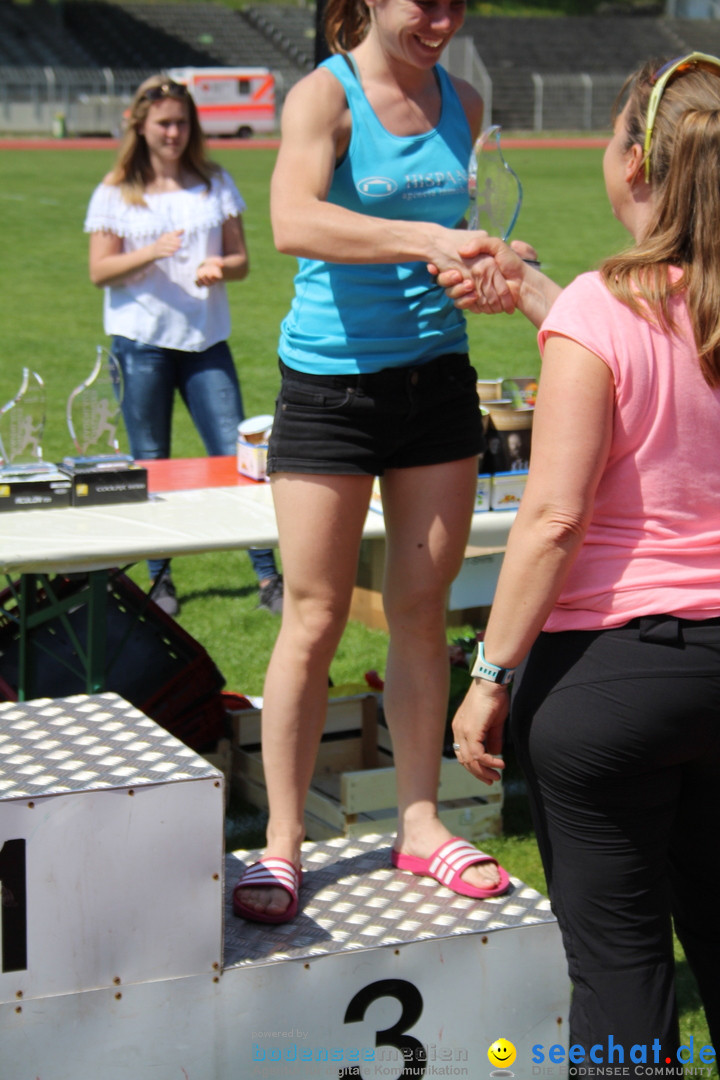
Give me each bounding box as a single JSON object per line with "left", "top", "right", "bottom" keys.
{"left": 112, "top": 336, "right": 277, "bottom": 583}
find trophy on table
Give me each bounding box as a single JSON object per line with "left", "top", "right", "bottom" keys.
{"left": 0, "top": 369, "right": 72, "bottom": 511}
{"left": 61, "top": 346, "right": 147, "bottom": 505}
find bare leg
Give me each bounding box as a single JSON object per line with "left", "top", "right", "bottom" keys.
{"left": 381, "top": 456, "right": 500, "bottom": 891}
{"left": 236, "top": 472, "right": 374, "bottom": 918}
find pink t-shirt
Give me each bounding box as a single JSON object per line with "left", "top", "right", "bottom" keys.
{"left": 538, "top": 270, "right": 720, "bottom": 631}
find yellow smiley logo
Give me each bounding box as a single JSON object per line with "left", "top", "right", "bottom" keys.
{"left": 488, "top": 1038, "right": 517, "bottom": 1069}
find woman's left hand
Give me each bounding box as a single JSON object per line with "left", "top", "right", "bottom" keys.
{"left": 452, "top": 679, "right": 509, "bottom": 785}
{"left": 195, "top": 256, "right": 224, "bottom": 287}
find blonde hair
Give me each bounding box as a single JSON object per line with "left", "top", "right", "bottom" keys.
{"left": 109, "top": 74, "right": 218, "bottom": 206}
{"left": 601, "top": 59, "right": 720, "bottom": 387}
{"left": 324, "top": 0, "right": 371, "bottom": 53}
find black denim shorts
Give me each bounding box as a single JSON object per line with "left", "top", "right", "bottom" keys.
{"left": 267, "top": 353, "right": 484, "bottom": 476}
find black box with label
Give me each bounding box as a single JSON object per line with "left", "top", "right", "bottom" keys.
{"left": 60, "top": 461, "right": 148, "bottom": 506}
{"left": 0, "top": 470, "right": 72, "bottom": 512}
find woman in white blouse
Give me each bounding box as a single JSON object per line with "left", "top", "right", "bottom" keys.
{"left": 85, "top": 75, "right": 281, "bottom": 616}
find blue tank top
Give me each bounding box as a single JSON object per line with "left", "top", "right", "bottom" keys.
{"left": 279, "top": 54, "right": 471, "bottom": 374}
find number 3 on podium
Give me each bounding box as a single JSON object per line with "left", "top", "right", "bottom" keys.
{"left": 339, "top": 978, "right": 427, "bottom": 1079}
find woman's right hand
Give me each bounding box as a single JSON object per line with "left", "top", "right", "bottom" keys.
{"left": 426, "top": 228, "right": 518, "bottom": 315}
{"left": 452, "top": 679, "right": 508, "bottom": 785}
{"left": 90, "top": 227, "right": 186, "bottom": 288}
{"left": 153, "top": 230, "right": 184, "bottom": 260}
{"left": 430, "top": 234, "right": 560, "bottom": 326}
{"left": 429, "top": 233, "right": 528, "bottom": 311}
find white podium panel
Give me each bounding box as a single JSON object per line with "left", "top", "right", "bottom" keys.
{"left": 223, "top": 836, "right": 570, "bottom": 1079}
{"left": 1, "top": 835, "right": 570, "bottom": 1080}
{"left": 0, "top": 694, "right": 224, "bottom": 1003}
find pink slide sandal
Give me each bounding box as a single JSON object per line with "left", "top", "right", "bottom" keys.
{"left": 233, "top": 857, "right": 303, "bottom": 924}
{"left": 391, "top": 837, "right": 511, "bottom": 899}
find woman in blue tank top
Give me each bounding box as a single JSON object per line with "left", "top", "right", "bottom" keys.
{"left": 233, "top": 0, "right": 514, "bottom": 923}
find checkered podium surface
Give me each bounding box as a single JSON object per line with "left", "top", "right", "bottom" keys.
{"left": 0, "top": 692, "right": 224, "bottom": 1005}
{"left": 224, "top": 833, "right": 555, "bottom": 967}
{"left": 0, "top": 692, "right": 219, "bottom": 797}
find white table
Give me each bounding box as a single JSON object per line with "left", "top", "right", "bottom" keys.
{"left": 0, "top": 482, "right": 514, "bottom": 576}
{"left": 0, "top": 467, "right": 515, "bottom": 698}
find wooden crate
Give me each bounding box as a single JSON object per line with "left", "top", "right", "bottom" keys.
{"left": 350, "top": 537, "right": 502, "bottom": 631}
{"left": 230, "top": 694, "right": 503, "bottom": 842}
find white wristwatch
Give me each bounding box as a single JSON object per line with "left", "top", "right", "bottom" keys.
{"left": 470, "top": 640, "right": 516, "bottom": 686}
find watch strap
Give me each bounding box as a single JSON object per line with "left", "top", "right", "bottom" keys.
{"left": 470, "top": 640, "right": 515, "bottom": 686}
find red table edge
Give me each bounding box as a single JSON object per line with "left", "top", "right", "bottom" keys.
{"left": 139, "top": 456, "right": 263, "bottom": 493}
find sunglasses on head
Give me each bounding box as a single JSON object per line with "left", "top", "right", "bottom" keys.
{"left": 142, "top": 81, "right": 189, "bottom": 103}
{"left": 643, "top": 51, "right": 720, "bottom": 181}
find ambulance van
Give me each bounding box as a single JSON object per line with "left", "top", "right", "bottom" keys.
{"left": 166, "top": 67, "right": 276, "bottom": 137}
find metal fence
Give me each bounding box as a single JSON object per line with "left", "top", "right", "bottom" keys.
{"left": 527, "top": 73, "right": 624, "bottom": 132}
{"left": 442, "top": 36, "right": 493, "bottom": 126}
{"left": 665, "top": 0, "right": 720, "bottom": 16}
{"left": 0, "top": 63, "right": 623, "bottom": 137}
{"left": 0, "top": 67, "right": 150, "bottom": 136}
{"left": 441, "top": 44, "right": 622, "bottom": 133}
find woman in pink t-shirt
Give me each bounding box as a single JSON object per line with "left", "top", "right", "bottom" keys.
{"left": 444, "top": 55, "right": 720, "bottom": 1065}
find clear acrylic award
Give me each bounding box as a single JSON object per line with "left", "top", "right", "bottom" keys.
{"left": 0, "top": 369, "right": 72, "bottom": 510}
{"left": 61, "top": 346, "right": 147, "bottom": 505}
{"left": 468, "top": 125, "right": 523, "bottom": 240}
{"left": 65, "top": 346, "right": 132, "bottom": 467}
{"left": 0, "top": 368, "right": 48, "bottom": 476}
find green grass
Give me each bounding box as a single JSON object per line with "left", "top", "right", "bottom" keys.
{"left": 0, "top": 144, "right": 713, "bottom": 1065}
{"left": 0, "top": 143, "right": 625, "bottom": 692}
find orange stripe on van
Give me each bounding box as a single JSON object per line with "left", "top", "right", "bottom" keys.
{"left": 251, "top": 74, "right": 275, "bottom": 103}
{"left": 197, "top": 104, "right": 275, "bottom": 116}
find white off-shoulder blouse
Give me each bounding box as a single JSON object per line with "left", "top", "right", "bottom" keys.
{"left": 84, "top": 169, "right": 246, "bottom": 352}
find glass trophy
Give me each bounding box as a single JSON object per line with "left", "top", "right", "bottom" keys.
{"left": 61, "top": 346, "right": 147, "bottom": 505}
{"left": 468, "top": 124, "right": 523, "bottom": 240}
{"left": 65, "top": 345, "right": 132, "bottom": 468}
{"left": 0, "top": 368, "right": 48, "bottom": 475}
{"left": 0, "top": 369, "right": 72, "bottom": 510}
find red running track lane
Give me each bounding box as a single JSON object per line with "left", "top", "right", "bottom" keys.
{"left": 0, "top": 136, "right": 608, "bottom": 151}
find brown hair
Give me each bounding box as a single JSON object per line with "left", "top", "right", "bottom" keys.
{"left": 109, "top": 74, "right": 218, "bottom": 206}
{"left": 601, "top": 59, "right": 720, "bottom": 387}
{"left": 324, "top": 0, "right": 371, "bottom": 53}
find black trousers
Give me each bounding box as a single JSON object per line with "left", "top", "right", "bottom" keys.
{"left": 510, "top": 616, "right": 720, "bottom": 1075}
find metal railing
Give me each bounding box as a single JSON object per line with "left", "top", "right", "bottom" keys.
{"left": 0, "top": 67, "right": 150, "bottom": 136}
{"left": 442, "top": 36, "right": 493, "bottom": 126}
{"left": 528, "top": 72, "right": 622, "bottom": 132}
{"left": 0, "top": 63, "right": 621, "bottom": 137}
{"left": 440, "top": 40, "right": 621, "bottom": 133}
{"left": 665, "top": 0, "right": 720, "bottom": 16}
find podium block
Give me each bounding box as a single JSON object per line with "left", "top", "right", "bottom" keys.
{"left": 222, "top": 835, "right": 570, "bottom": 1079}
{"left": 1, "top": 834, "right": 569, "bottom": 1079}
{"left": 0, "top": 693, "right": 224, "bottom": 1003}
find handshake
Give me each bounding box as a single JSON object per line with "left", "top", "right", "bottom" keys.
{"left": 427, "top": 232, "right": 554, "bottom": 329}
